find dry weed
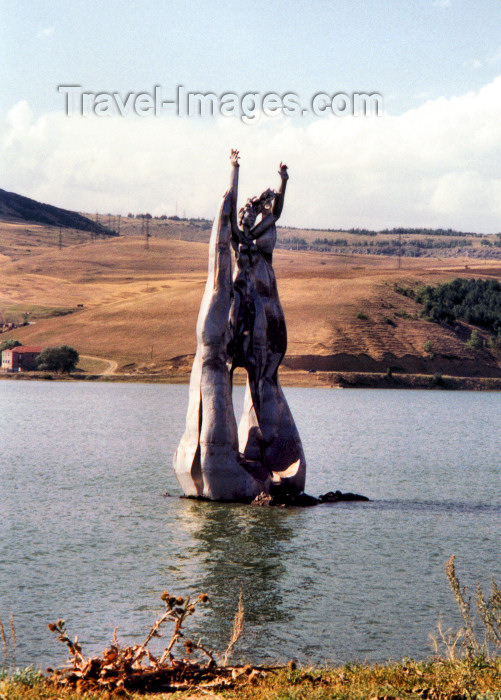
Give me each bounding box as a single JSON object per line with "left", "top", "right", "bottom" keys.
{"left": 222, "top": 590, "right": 245, "bottom": 666}
{"left": 435, "top": 555, "right": 501, "bottom": 660}
{"left": 46, "top": 590, "right": 263, "bottom": 695}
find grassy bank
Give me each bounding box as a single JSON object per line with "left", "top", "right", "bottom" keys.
{"left": 1, "top": 658, "right": 501, "bottom": 699}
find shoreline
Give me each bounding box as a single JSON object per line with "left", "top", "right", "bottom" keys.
{"left": 2, "top": 368, "right": 501, "bottom": 390}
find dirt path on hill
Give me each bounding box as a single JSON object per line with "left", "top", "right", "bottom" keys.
{"left": 80, "top": 355, "right": 118, "bottom": 375}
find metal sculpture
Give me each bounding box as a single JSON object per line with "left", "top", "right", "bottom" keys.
{"left": 174, "top": 151, "right": 306, "bottom": 501}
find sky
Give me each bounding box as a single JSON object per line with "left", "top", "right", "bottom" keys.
{"left": 1, "top": 0, "right": 501, "bottom": 231}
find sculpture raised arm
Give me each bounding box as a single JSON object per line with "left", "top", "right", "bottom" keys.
{"left": 272, "top": 162, "right": 289, "bottom": 219}
{"left": 229, "top": 149, "right": 241, "bottom": 244}
{"left": 248, "top": 162, "right": 288, "bottom": 240}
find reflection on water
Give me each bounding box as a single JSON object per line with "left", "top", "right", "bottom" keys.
{"left": 1, "top": 382, "right": 500, "bottom": 668}
{"left": 181, "top": 501, "right": 290, "bottom": 622}
{"left": 173, "top": 501, "right": 293, "bottom": 656}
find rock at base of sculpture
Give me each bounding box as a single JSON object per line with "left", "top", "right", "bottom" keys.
{"left": 173, "top": 489, "right": 370, "bottom": 507}
{"left": 251, "top": 490, "right": 321, "bottom": 507}
{"left": 252, "top": 490, "right": 370, "bottom": 507}
{"left": 318, "top": 491, "right": 370, "bottom": 503}
{"left": 173, "top": 153, "right": 306, "bottom": 501}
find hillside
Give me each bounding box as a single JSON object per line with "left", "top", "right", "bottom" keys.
{"left": 3, "top": 200, "right": 501, "bottom": 262}
{"left": 100, "top": 213, "right": 501, "bottom": 260}
{"left": 1, "top": 226, "right": 501, "bottom": 384}
{"left": 0, "top": 188, "right": 116, "bottom": 236}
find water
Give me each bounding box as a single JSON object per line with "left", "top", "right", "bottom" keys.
{"left": 0, "top": 381, "right": 500, "bottom": 669}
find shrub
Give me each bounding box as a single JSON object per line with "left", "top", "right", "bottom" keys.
{"left": 37, "top": 345, "right": 79, "bottom": 373}
{"left": 46, "top": 591, "right": 219, "bottom": 694}
{"left": 0, "top": 339, "right": 22, "bottom": 353}
{"left": 466, "top": 330, "right": 483, "bottom": 350}
{"left": 0, "top": 667, "right": 44, "bottom": 687}
{"left": 432, "top": 372, "right": 444, "bottom": 386}
{"left": 487, "top": 333, "right": 501, "bottom": 349}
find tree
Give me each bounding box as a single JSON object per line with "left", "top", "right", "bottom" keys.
{"left": 466, "top": 329, "right": 483, "bottom": 350}
{"left": 37, "top": 345, "right": 79, "bottom": 373}
{"left": 0, "top": 339, "right": 22, "bottom": 353}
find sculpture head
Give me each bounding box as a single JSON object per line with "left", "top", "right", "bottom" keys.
{"left": 238, "top": 199, "right": 258, "bottom": 229}
{"left": 255, "top": 188, "right": 276, "bottom": 215}
{"left": 238, "top": 189, "right": 276, "bottom": 229}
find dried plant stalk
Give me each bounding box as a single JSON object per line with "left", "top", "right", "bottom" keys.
{"left": 0, "top": 616, "right": 8, "bottom": 667}
{"left": 476, "top": 579, "right": 501, "bottom": 650}
{"left": 445, "top": 555, "right": 481, "bottom": 657}
{"left": 223, "top": 591, "right": 245, "bottom": 666}
{"left": 10, "top": 614, "right": 16, "bottom": 665}
{"left": 429, "top": 616, "right": 464, "bottom": 660}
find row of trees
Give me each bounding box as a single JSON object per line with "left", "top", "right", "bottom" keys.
{"left": 127, "top": 212, "right": 212, "bottom": 225}
{"left": 313, "top": 238, "right": 473, "bottom": 249}
{"left": 398, "top": 278, "right": 501, "bottom": 335}
{"left": 318, "top": 227, "right": 499, "bottom": 238}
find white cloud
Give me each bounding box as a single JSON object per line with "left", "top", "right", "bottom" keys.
{"left": 2, "top": 77, "right": 501, "bottom": 232}
{"left": 36, "top": 26, "right": 55, "bottom": 38}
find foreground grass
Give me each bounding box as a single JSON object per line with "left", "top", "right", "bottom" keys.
{"left": 1, "top": 659, "right": 501, "bottom": 700}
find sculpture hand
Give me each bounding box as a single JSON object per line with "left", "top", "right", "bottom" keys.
{"left": 230, "top": 149, "right": 240, "bottom": 167}
{"left": 278, "top": 162, "right": 289, "bottom": 180}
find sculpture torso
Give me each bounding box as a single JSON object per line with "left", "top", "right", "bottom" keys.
{"left": 231, "top": 220, "right": 286, "bottom": 372}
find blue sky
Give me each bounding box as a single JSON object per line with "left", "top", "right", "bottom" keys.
{"left": 2, "top": 0, "right": 501, "bottom": 231}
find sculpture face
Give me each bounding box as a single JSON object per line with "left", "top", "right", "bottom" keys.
{"left": 261, "top": 196, "right": 274, "bottom": 215}
{"left": 239, "top": 204, "right": 257, "bottom": 229}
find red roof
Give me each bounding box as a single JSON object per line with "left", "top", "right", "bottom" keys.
{"left": 11, "top": 346, "right": 43, "bottom": 354}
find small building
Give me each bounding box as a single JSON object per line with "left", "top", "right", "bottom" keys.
{"left": 1, "top": 346, "right": 43, "bottom": 372}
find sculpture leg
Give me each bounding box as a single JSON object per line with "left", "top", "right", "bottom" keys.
{"left": 238, "top": 374, "right": 306, "bottom": 495}
{"left": 237, "top": 260, "right": 306, "bottom": 496}
{"left": 259, "top": 377, "right": 306, "bottom": 494}
{"left": 173, "top": 347, "right": 203, "bottom": 496}
{"left": 174, "top": 190, "right": 264, "bottom": 501}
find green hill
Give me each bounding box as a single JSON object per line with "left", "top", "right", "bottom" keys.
{"left": 0, "top": 188, "right": 117, "bottom": 236}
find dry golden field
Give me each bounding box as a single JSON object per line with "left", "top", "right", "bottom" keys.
{"left": 1, "top": 218, "right": 501, "bottom": 383}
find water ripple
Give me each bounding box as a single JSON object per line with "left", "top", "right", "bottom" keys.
{"left": 1, "top": 382, "right": 500, "bottom": 668}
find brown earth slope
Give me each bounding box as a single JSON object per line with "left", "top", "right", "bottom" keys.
{"left": 1, "top": 224, "right": 501, "bottom": 381}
